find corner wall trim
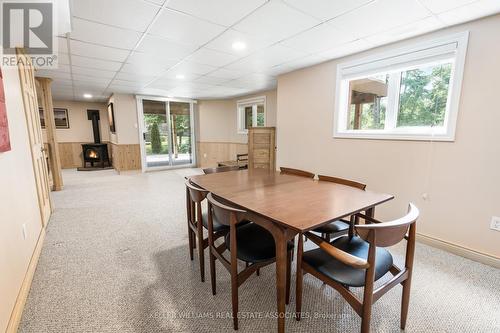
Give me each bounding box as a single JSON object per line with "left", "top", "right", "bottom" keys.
{"left": 417, "top": 233, "right": 499, "bottom": 268}
{"left": 6, "top": 228, "right": 46, "bottom": 333}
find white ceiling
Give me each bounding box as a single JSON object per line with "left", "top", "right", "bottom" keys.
{"left": 36, "top": 0, "right": 500, "bottom": 102}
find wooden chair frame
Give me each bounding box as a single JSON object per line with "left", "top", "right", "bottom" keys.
{"left": 185, "top": 179, "right": 228, "bottom": 282}
{"left": 279, "top": 167, "right": 315, "bottom": 179}
{"left": 315, "top": 174, "right": 367, "bottom": 241}
{"left": 296, "top": 204, "right": 419, "bottom": 333}
{"left": 206, "top": 193, "right": 293, "bottom": 330}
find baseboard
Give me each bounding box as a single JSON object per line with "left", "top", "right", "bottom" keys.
{"left": 417, "top": 233, "right": 499, "bottom": 268}
{"left": 6, "top": 228, "right": 46, "bottom": 333}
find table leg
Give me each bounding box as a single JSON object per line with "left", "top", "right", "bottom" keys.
{"left": 365, "top": 207, "right": 375, "bottom": 221}
{"left": 275, "top": 231, "right": 287, "bottom": 333}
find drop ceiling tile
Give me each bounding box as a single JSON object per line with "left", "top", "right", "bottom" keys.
{"left": 70, "top": 40, "right": 131, "bottom": 62}
{"left": 284, "top": 0, "right": 374, "bottom": 21}
{"left": 146, "top": 78, "right": 178, "bottom": 91}
{"left": 72, "top": 74, "right": 112, "bottom": 85}
{"left": 71, "top": 55, "right": 123, "bottom": 71}
{"left": 106, "top": 85, "right": 138, "bottom": 94}
{"left": 205, "top": 68, "right": 248, "bottom": 80}
{"left": 169, "top": 61, "right": 218, "bottom": 76}
{"left": 149, "top": 9, "right": 226, "bottom": 46}
{"left": 418, "top": 0, "right": 477, "bottom": 14}
{"left": 136, "top": 35, "right": 197, "bottom": 59}
{"left": 121, "top": 62, "right": 173, "bottom": 76}
{"left": 50, "top": 64, "right": 71, "bottom": 73}
{"left": 267, "top": 54, "right": 327, "bottom": 75}
{"left": 329, "top": 0, "right": 430, "bottom": 38}
{"left": 224, "top": 44, "right": 307, "bottom": 71}
{"left": 280, "top": 21, "right": 357, "bottom": 53}
{"left": 437, "top": 0, "right": 500, "bottom": 25}
{"left": 205, "top": 29, "right": 275, "bottom": 56}
{"left": 69, "top": 18, "right": 142, "bottom": 49}
{"left": 115, "top": 72, "right": 159, "bottom": 83}
{"left": 73, "top": 80, "right": 109, "bottom": 89}
{"left": 71, "top": 66, "right": 117, "bottom": 79}
{"left": 365, "top": 17, "right": 444, "bottom": 45}
{"left": 166, "top": 0, "right": 267, "bottom": 26}
{"left": 72, "top": 0, "right": 159, "bottom": 32}
{"left": 187, "top": 48, "right": 239, "bottom": 67}
{"left": 126, "top": 52, "right": 180, "bottom": 69}
{"left": 158, "top": 70, "right": 201, "bottom": 81}
{"left": 318, "top": 39, "right": 373, "bottom": 60}
{"left": 194, "top": 76, "right": 230, "bottom": 85}
{"left": 51, "top": 79, "right": 73, "bottom": 87}
{"left": 111, "top": 79, "right": 147, "bottom": 88}
{"left": 233, "top": 1, "right": 320, "bottom": 43}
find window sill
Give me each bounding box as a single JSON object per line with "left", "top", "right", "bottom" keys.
{"left": 333, "top": 130, "right": 455, "bottom": 142}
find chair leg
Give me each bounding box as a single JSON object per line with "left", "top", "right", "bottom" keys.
{"left": 400, "top": 278, "right": 412, "bottom": 329}
{"left": 324, "top": 233, "right": 331, "bottom": 242}
{"left": 197, "top": 230, "right": 204, "bottom": 282}
{"left": 295, "top": 235, "right": 304, "bottom": 321}
{"left": 209, "top": 246, "right": 217, "bottom": 295}
{"left": 188, "top": 228, "right": 194, "bottom": 261}
{"left": 286, "top": 251, "right": 292, "bottom": 304}
{"left": 256, "top": 268, "right": 260, "bottom": 276}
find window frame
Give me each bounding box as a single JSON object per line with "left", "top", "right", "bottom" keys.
{"left": 333, "top": 31, "right": 469, "bottom": 141}
{"left": 237, "top": 96, "right": 266, "bottom": 134}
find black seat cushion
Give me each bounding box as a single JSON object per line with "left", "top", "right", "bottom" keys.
{"left": 202, "top": 212, "right": 228, "bottom": 232}
{"left": 313, "top": 220, "right": 349, "bottom": 234}
{"left": 225, "top": 223, "right": 293, "bottom": 263}
{"left": 303, "top": 236, "right": 393, "bottom": 287}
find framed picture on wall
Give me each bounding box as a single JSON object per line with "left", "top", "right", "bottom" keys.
{"left": 0, "top": 68, "right": 11, "bottom": 153}
{"left": 108, "top": 102, "right": 116, "bottom": 133}
{"left": 39, "top": 108, "right": 70, "bottom": 129}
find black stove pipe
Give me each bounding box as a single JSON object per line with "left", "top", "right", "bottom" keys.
{"left": 87, "top": 110, "right": 101, "bottom": 144}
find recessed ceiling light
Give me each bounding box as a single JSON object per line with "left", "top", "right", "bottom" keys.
{"left": 83, "top": 93, "right": 92, "bottom": 99}
{"left": 232, "top": 41, "right": 246, "bottom": 51}
{"left": 176, "top": 74, "right": 185, "bottom": 79}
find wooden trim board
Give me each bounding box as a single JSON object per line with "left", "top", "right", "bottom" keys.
{"left": 6, "top": 228, "right": 46, "bottom": 333}
{"left": 417, "top": 232, "right": 500, "bottom": 268}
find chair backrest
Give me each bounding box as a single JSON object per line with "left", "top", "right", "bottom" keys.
{"left": 206, "top": 193, "right": 246, "bottom": 227}
{"left": 355, "top": 203, "right": 419, "bottom": 247}
{"left": 203, "top": 166, "right": 240, "bottom": 174}
{"left": 185, "top": 179, "right": 208, "bottom": 203}
{"left": 318, "top": 174, "right": 366, "bottom": 190}
{"left": 280, "top": 167, "right": 315, "bottom": 179}
{"left": 236, "top": 153, "right": 248, "bottom": 162}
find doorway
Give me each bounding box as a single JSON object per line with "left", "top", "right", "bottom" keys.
{"left": 136, "top": 96, "right": 196, "bottom": 171}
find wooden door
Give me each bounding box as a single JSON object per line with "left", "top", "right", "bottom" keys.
{"left": 248, "top": 126, "right": 276, "bottom": 170}
{"left": 16, "top": 49, "right": 52, "bottom": 226}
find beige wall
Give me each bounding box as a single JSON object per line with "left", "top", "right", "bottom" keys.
{"left": 198, "top": 89, "right": 277, "bottom": 144}
{"left": 107, "top": 93, "right": 139, "bottom": 145}
{"left": 41, "top": 100, "right": 109, "bottom": 143}
{"left": 0, "top": 67, "right": 44, "bottom": 331}
{"left": 276, "top": 15, "right": 500, "bottom": 258}
{"left": 196, "top": 90, "right": 277, "bottom": 167}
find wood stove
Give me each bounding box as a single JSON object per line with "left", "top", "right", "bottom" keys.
{"left": 78, "top": 110, "right": 111, "bottom": 171}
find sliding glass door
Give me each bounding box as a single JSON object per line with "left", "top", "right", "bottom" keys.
{"left": 137, "top": 97, "right": 195, "bottom": 171}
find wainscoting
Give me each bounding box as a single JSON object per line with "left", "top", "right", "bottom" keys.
{"left": 58, "top": 142, "right": 111, "bottom": 169}
{"left": 110, "top": 143, "right": 141, "bottom": 171}
{"left": 196, "top": 141, "right": 248, "bottom": 168}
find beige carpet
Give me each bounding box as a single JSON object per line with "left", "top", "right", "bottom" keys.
{"left": 19, "top": 169, "right": 500, "bottom": 332}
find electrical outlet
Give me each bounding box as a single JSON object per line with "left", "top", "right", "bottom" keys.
{"left": 22, "top": 224, "right": 27, "bottom": 240}
{"left": 490, "top": 216, "right": 500, "bottom": 232}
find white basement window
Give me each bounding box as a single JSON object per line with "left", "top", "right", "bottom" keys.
{"left": 334, "top": 32, "right": 469, "bottom": 141}
{"left": 237, "top": 96, "right": 266, "bottom": 134}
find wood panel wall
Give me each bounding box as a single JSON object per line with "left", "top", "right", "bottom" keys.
{"left": 110, "top": 143, "right": 141, "bottom": 171}
{"left": 197, "top": 141, "right": 248, "bottom": 168}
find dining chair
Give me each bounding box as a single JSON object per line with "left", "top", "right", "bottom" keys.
{"left": 296, "top": 203, "right": 419, "bottom": 333}
{"left": 313, "top": 175, "right": 367, "bottom": 241}
{"left": 185, "top": 179, "right": 229, "bottom": 282}
{"left": 203, "top": 165, "right": 240, "bottom": 174}
{"left": 279, "top": 166, "right": 315, "bottom": 178}
{"left": 206, "top": 193, "right": 294, "bottom": 330}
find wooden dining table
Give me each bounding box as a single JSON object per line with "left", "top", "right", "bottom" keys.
{"left": 189, "top": 168, "right": 394, "bottom": 333}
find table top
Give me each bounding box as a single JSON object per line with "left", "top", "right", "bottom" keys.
{"left": 189, "top": 169, "right": 394, "bottom": 232}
